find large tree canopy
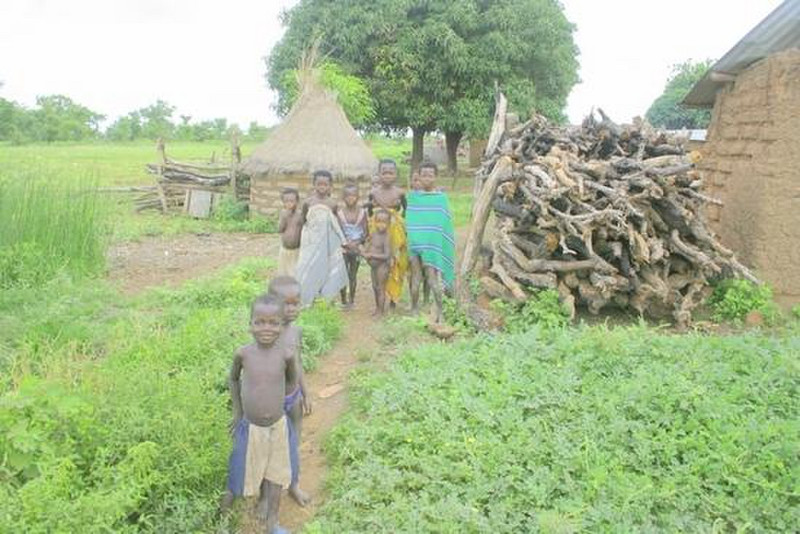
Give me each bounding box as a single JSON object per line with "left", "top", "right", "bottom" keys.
{"left": 646, "top": 60, "right": 713, "bottom": 130}
{"left": 267, "top": 0, "right": 579, "bottom": 173}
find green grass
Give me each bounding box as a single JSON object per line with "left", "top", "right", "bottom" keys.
{"left": 0, "top": 169, "right": 106, "bottom": 288}
{"left": 0, "top": 258, "right": 343, "bottom": 533}
{"left": 308, "top": 324, "right": 800, "bottom": 533}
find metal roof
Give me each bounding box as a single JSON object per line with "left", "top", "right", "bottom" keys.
{"left": 683, "top": 0, "right": 800, "bottom": 107}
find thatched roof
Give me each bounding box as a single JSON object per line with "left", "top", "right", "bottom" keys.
{"left": 243, "top": 72, "right": 377, "bottom": 179}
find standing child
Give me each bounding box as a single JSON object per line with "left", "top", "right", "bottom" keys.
{"left": 296, "top": 170, "right": 348, "bottom": 306}
{"left": 277, "top": 188, "right": 303, "bottom": 276}
{"left": 369, "top": 159, "right": 407, "bottom": 309}
{"left": 406, "top": 162, "right": 456, "bottom": 324}
{"left": 222, "top": 294, "right": 298, "bottom": 534}
{"left": 268, "top": 276, "right": 312, "bottom": 507}
{"left": 408, "top": 172, "right": 430, "bottom": 306}
{"left": 361, "top": 209, "right": 392, "bottom": 316}
{"left": 338, "top": 184, "right": 368, "bottom": 308}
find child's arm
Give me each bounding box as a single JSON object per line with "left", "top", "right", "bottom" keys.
{"left": 400, "top": 192, "right": 407, "bottom": 217}
{"left": 228, "top": 351, "right": 244, "bottom": 432}
{"left": 297, "top": 327, "right": 312, "bottom": 415}
{"left": 278, "top": 210, "right": 289, "bottom": 234}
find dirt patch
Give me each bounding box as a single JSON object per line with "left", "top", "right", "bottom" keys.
{"left": 106, "top": 233, "right": 278, "bottom": 294}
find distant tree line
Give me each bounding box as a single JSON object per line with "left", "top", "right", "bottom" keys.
{"left": 0, "top": 93, "right": 269, "bottom": 144}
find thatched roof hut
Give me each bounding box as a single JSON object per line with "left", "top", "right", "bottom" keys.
{"left": 244, "top": 68, "right": 377, "bottom": 215}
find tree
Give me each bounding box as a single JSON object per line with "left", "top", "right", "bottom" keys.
{"left": 646, "top": 60, "right": 713, "bottom": 130}
{"left": 106, "top": 111, "right": 142, "bottom": 141}
{"left": 138, "top": 100, "right": 176, "bottom": 140}
{"left": 276, "top": 61, "right": 375, "bottom": 129}
{"left": 267, "top": 0, "right": 579, "bottom": 173}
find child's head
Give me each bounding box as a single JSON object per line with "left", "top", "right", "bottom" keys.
{"left": 250, "top": 293, "right": 284, "bottom": 346}
{"left": 419, "top": 162, "right": 437, "bottom": 191}
{"left": 378, "top": 159, "right": 397, "bottom": 187}
{"left": 281, "top": 188, "right": 299, "bottom": 210}
{"left": 312, "top": 169, "right": 333, "bottom": 197}
{"left": 342, "top": 183, "right": 359, "bottom": 208}
{"left": 373, "top": 208, "right": 391, "bottom": 232}
{"left": 411, "top": 171, "right": 421, "bottom": 191}
{"left": 267, "top": 276, "right": 301, "bottom": 324}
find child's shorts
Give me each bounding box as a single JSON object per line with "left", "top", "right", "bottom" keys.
{"left": 227, "top": 416, "right": 291, "bottom": 496}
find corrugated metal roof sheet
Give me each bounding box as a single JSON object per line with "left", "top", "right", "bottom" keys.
{"left": 683, "top": 0, "right": 800, "bottom": 107}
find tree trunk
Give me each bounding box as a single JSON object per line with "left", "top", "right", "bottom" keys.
{"left": 445, "top": 130, "right": 463, "bottom": 176}
{"left": 411, "top": 127, "right": 426, "bottom": 173}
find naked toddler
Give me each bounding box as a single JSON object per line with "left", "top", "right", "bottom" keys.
{"left": 361, "top": 209, "right": 392, "bottom": 316}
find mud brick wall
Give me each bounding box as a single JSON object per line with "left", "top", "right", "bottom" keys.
{"left": 250, "top": 172, "right": 372, "bottom": 216}
{"left": 699, "top": 49, "right": 800, "bottom": 305}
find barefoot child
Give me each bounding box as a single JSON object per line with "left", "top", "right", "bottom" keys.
{"left": 277, "top": 188, "right": 303, "bottom": 276}
{"left": 267, "top": 276, "right": 312, "bottom": 507}
{"left": 296, "top": 170, "right": 348, "bottom": 306}
{"left": 369, "top": 159, "right": 407, "bottom": 309}
{"left": 223, "top": 294, "right": 297, "bottom": 534}
{"left": 361, "top": 209, "right": 392, "bottom": 315}
{"left": 406, "top": 162, "right": 456, "bottom": 324}
{"left": 338, "top": 184, "right": 368, "bottom": 308}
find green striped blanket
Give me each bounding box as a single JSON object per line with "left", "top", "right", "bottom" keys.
{"left": 406, "top": 191, "right": 456, "bottom": 289}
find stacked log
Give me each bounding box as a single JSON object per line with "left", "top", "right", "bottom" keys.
{"left": 136, "top": 139, "right": 249, "bottom": 212}
{"left": 466, "top": 106, "right": 757, "bottom": 327}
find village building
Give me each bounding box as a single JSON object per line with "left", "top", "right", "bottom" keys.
{"left": 243, "top": 70, "right": 377, "bottom": 216}
{"left": 683, "top": 0, "right": 800, "bottom": 306}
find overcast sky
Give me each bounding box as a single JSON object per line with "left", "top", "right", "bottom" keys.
{"left": 0, "top": 0, "right": 783, "bottom": 129}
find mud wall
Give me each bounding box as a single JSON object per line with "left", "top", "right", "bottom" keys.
{"left": 250, "top": 172, "right": 372, "bottom": 216}
{"left": 699, "top": 49, "right": 800, "bottom": 305}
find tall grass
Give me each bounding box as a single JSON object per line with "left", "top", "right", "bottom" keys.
{"left": 0, "top": 169, "right": 106, "bottom": 288}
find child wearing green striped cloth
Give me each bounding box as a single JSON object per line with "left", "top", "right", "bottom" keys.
{"left": 406, "top": 162, "right": 456, "bottom": 324}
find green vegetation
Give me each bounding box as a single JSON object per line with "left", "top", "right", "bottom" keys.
{"left": 309, "top": 323, "right": 799, "bottom": 533}
{"left": 710, "top": 279, "right": 780, "bottom": 325}
{"left": 492, "top": 289, "right": 571, "bottom": 332}
{"left": 0, "top": 259, "right": 343, "bottom": 533}
{"left": 279, "top": 61, "right": 376, "bottom": 128}
{"left": 268, "top": 0, "right": 579, "bottom": 171}
{"left": 0, "top": 170, "right": 106, "bottom": 288}
{"left": 646, "top": 59, "right": 714, "bottom": 130}
{"left": 298, "top": 300, "right": 345, "bottom": 372}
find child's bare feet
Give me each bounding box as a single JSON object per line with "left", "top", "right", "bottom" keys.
{"left": 289, "top": 484, "right": 311, "bottom": 507}
{"left": 255, "top": 493, "right": 270, "bottom": 521}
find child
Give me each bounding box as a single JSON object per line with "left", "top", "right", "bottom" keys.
{"left": 296, "top": 170, "right": 348, "bottom": 306}
{"left": 361, "top": 209, "right": 392, "bottom": 316}
{"left": 408, "top": 172, "right": 430, "bottom": 306}
{"left": 406, "top": 162, "right": 456, "bottom": 324}
{"left": 223, "top": 293, "right": 298, "bottom": 534}
{"left": 338, "top": 184, "right": 368, "bottom": 308}
{"left": 368, "top": 159, "right": 407, "bottom": 309}
{"left": 277, "top": 188, "right": 303, "bottom": 276}
{"left": 267, "top": 276, "right": 312, "bottom": 507}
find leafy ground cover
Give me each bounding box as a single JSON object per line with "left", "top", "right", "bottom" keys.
{"left": 0, "top": 259, "right": 343, "bottom": 533}
{"left": 308, "top": 321, "right": 799, "bottom": 533}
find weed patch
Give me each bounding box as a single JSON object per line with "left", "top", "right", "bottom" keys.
{"left": 310, "top": 325, "right": 799, "bottom": 532}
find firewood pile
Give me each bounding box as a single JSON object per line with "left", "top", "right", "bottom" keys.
{"left": 462, "top": 99, "right": 757, "bottom": 327}
{"left": 135, "top": 139, "right": 249, "bottom": 213}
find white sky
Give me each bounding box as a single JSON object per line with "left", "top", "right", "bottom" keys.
{"left": 0, "top": 0, "right": 784, "bottom": 129}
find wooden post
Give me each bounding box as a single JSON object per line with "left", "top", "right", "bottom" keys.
{"left": 476, "top": 91, "right": 508, "bottom": 198}
{"left": 155, "top": 138, "right": 168, "bottom": 212}
{"left": 458, "top": 155, "right": 512, "bottom": 295}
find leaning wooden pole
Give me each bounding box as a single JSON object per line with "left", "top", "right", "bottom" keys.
{"left": 458, "top": 155, "right": 512, "bottom": 295}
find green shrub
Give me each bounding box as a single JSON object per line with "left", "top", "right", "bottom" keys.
{"left": 443, "top": 296, "right": 476, "bottom": 333}
{"left": 0, "top": 171, "right": 106, "bottom": 288}
{"left": 493, "top": 289, "right": 570, "bottom": 332}
{"left": 310, "top": 325, "right": 798, "bottom": 532}
{"left": 297, "top": 300, "right": 344, "bottom": 371}
{"left": 710, "top": 279, "right": 779, "bottom": 324}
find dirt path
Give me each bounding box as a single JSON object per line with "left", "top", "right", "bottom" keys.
{"left": 276, "top": 281, "right": 379, "bottom": 532}
{"left": 107, "top": 232, "right": 278, "bottom": 295}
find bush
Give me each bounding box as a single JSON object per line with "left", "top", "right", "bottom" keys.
{"left": 493, "top": 289, "right": 570, "bottom": 332}
{"left": 309, "top": 325, "right": 798, "bottom": 532}
{"left": 297, "top": 300, "right": 344, "bottom": 371}
{"left": 710, "top": 279, "right": 779, "bottom": 324}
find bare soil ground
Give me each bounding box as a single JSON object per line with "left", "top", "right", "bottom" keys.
{"left": 106, "top": 232, "right": 278, "bottom": 294}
